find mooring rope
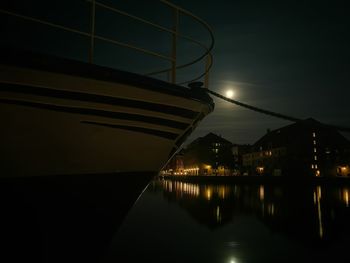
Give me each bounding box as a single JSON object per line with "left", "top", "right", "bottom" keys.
{"left": 206, "top": 89, "right": 350, "bottom": 133}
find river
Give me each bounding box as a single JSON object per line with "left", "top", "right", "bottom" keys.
{"left": 105, "top": 178, "right": 350, "bottom": 263}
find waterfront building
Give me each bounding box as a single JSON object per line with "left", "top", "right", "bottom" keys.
{"left": 232, "top": 144, "right": 252, "bottom": 175}
{"left": 183, "top": 133, "right": 235, "bottom": 176}
{"left": 242, "top": 118, "right": 350, "bottom": 177}
{"left": 162, "top": 133, "right": 238, "bottom": 176}
{"left": 162, "top": 150, "right": 186, "bottom": 175}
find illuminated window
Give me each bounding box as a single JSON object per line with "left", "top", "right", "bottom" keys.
{"left": 311, "top": 164, "right": 314, "bottom": 169}
{"left": 316, "top": 170, "right": 320, "bottom": 176}
{"left": 315, "top": 164, "right": 318, "bottom": 169}
{"left": 257, "top": 166, "right": 264, "bottom": 174}
{"left": 212, "top": 148, "right": 218, "bottom": 153}
{"left": 314, "top": 156, "right": 317, "bottom": 161}
{"left": 312, "top": 132, "right": 316, "bottom": 138}
{"left": 314, "top": 148, "right": 317, "bottom": 153}
{"left": 313, "top": 140, "right": 316, "bottom": 145}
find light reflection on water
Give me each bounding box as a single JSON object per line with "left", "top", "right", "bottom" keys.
{"left": 106, "top": 179, "right": 350, "bottom": 263}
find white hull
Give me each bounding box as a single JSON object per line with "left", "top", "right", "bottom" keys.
{"left": 0, "top": 59, "right": 213, "bottom": 177}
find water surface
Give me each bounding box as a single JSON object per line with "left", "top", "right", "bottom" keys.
{"left": 105, "top": 178, "right": 350, "bottom": 263}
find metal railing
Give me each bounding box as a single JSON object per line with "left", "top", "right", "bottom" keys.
{"left": 0, "top": 0, "right": 214, "bottom": 87}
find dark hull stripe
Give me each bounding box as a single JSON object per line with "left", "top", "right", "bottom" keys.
{"left": 0, "top": 48, "right": 214, "bottom": 108}
{"left": 0, "top": 98, "right": 189, "bottom": 130}
{"left": 0, "top": 83, "right": 199, "bottom": 119}
{"left": 81, "top": 120, "right": 178, "bottom": 140}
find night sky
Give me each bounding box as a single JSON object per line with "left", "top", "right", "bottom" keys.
{"left": 1, "top": 0, "right": 350, "bottom": 144}
{"left": 175, "top": 0, "right": 350, "bottom": 144}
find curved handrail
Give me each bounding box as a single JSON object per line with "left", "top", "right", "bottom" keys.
{"left": 158, "top": 0, "right": 215, "bottom": 84}
{"left": 0, "top": 0, "right": 214, "bottom": 88}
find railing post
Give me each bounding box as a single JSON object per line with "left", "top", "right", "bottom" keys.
{"left": 171, "top": 8, "right": 179, "bottom": 84}
{"left": 204, "top": 54, "right": 211, "bottom": 88}
{"left": 89, "top": 0, "right": 96, "bottom": 63}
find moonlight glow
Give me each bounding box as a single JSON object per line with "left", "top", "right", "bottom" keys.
{"left": 226, "top": 90, "right": 234, "bottom": 98}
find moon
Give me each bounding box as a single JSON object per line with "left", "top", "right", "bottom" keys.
{"left": 226, "top": 90, "right": 234, "bottom": 98}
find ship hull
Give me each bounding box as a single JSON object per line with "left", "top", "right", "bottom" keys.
{"left": 0, "top": 49, "right": 213, "bottom": 261}
{"left": 0, "top": 172, "right": 154, "bottom": 262}
{"left": 0, "top": 49, "right": 213, "bottom": 177}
